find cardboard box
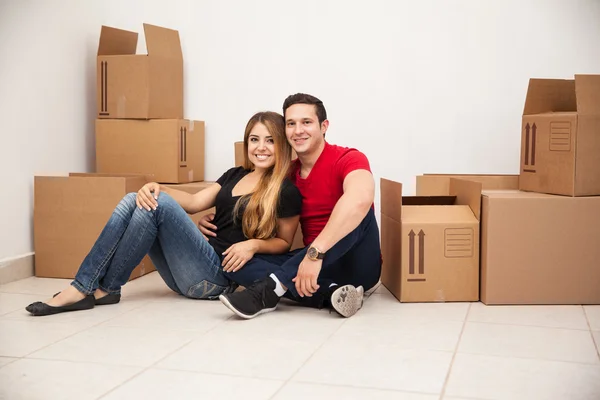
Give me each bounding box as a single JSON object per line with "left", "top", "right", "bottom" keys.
{"left": 380, "top": 178, "right": 482, "bottom": 302}
{"left": 234, "top": 141, "right": 245, "bottom": 168}
{"left": 97, "top": 23, "right": 183, "bottom": 119}
{"left": 162, "top": 182, "right": 216, "bottom": 228}
{"left": 416, "top": 174, "right": 519, "bottom": 196}
{"left": 519, "top": 75, "right": 600, "bottom": 196}
{"left": 481, "top": 190, "right": 600, "bottom": 305}
{"left": 96, "top": 119, "right": 204, "bottom": 183}
{"left": 34, "top": 174, "right": 155, "bottom": 279}
{"left": 233, "top": 142, "right": 303, "bottom": 250}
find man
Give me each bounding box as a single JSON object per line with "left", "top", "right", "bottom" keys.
{"left": 202, "top": 93, "right": 381, "bottom": 319}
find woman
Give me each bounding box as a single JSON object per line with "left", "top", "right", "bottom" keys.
{"left": 26, "top": 111, "right": 302, "bottom": 316}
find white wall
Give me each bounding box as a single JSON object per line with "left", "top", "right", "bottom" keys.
{"left": 1, "top": 0, "right": 599, "bottom": 260}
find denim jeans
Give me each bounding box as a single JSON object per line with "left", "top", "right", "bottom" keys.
{"left": 71, "top": 192, "right": 231, "bottom": 299}
{"left": 224, "top": 207, "right": 382, "bottom": 307}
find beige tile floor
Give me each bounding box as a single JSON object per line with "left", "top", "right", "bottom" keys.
{"left": 1, "top": 271, "right": 599, "bottom": 400}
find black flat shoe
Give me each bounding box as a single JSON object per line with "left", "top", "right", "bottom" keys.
{"left": 26, "top": 295, "right": 95, "bottom": 316}
{"left": 95, "top": 293, "right": 121, "bottom": 305}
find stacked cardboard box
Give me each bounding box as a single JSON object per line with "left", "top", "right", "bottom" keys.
{"left": 95, "top": 23, "right": 205, "bottom": 184}
{"left": 33, "top": 24, "right": 210, "bottom": 280}
{"left": 380, "top": 74, "right": 600, "bottom": 305}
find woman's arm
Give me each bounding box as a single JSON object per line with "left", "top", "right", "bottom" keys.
{"left": 221, "top": 215, "right": 300, "bottom": 272}
{"left": 249, "top": 215, "right": 299, "bottom": 254}
{"left": 159, "top": 183, "right": 221, "bottom": 214}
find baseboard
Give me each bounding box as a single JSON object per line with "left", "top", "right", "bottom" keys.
{"left": 0, "top": 253, "right": 35, "bottom": 285}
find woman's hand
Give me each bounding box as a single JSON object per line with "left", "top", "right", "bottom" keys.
{"left": 136, "top": 182, "right": 160, "bottom": 211}
{"left": 222, "top": 240, "right": 258, "bottom": 272}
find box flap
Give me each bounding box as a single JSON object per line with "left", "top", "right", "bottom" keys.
{"left": 449, "top": 178, "right": 482, "bottom": 220}
{"left": 402, "top": 205, "right": 477, "bottom": 223}
{"left": 523, "top": 78, "right": 576, "bottom": 115}
{"left": 380, "top": 178, "right": 402, "bottom": 222}
{"left": 97, "top": 26, "right": 138, "bottom": 56}
{"left": 575, "top": 74, "right": 600, "bottom": 115}
{"left": 143, "top": 23, "right": 182, "bottom": 59}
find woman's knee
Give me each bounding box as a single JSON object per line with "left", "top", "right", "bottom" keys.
{"left": 114, "top": 193, "right": 138, "bottom": 218}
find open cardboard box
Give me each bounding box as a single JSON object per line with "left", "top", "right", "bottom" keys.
{"left": 97, "top": 23, "right": 183, "bottom": 119}
{"left": 416, "top": 174, "right": 519, "bottom": 196}
{"left": 519, "top": 75, "right": 600, "bottom": 196}
{"left": 380, "top": 177, "right": 482, "bottom": 302}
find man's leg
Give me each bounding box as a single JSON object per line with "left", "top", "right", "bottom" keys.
{"left": 222, "top": 250, "right": 300, "bottom": 288}
{"left": 275, "top": 208, "right": 381, "bottom": 296}
{"left": 219, "top": 208, "right": 381, "bottom": 318}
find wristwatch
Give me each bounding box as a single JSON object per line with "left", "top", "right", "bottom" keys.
{"left": 307, "top": 245, "right": 326, "bottom": 261}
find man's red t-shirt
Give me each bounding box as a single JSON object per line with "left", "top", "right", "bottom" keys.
{"left": 289, "top": 142, "right": 372, "bottom": 247}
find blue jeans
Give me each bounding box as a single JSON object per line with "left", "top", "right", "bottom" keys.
{"left": 71, "top": 193, "right": 231, "bottom": 299}
{"left": 224, "top": 208, "right": 382, "bottom": 307}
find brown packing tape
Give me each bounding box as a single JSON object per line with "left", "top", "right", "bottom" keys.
{"left": 189, "top": 120, "right": 194, "bottom": 131}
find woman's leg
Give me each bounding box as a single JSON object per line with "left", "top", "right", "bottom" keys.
{"left": 143, "top": 196, "right": 231, "bottom": 299}
{"left": 41, "top": 191, "right": 229, "bottom": 311}
{"left": 45, "top": 193, "right": 140, "bottom": 307}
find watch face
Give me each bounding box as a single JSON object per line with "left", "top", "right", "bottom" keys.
{"left": 308, "top": 247, "right": 317, "bottom": 259}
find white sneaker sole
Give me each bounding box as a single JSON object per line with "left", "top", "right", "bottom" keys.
{"left": 219, "top": 295, "right": 277, "bottom": 319}
{"left": 330, "top": 285, "right": 364, "bottom": 318}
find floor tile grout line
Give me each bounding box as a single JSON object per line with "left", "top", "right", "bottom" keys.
{"left": 96, "top": 314, "right": 236, "bottom": 400}
{"left": 450, "top": 350, "right": 600, "bottom": 366}
{"left": 583, "top": 306, "right": 600, "bottom": 362}
{"left": 151, "top": 365, "right": 287, "bottom": 382}
{"left": 286, "top": 379, "right": 441, "bottom": 397}
{"left": 14, "top": 299, "right": 152, "bottom": 360}
{"left": 463, "top": 319, "right": 591, "bottom": 332}
{"left": 439, "top": 302, "right": 471, "bottom": 400}
{"left": 267, "top": 312, "right": 352, "bottom": 400}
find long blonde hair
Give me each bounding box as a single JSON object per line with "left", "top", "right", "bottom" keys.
{"left": 234, "top": 111, "right": 293, "bottom": 239}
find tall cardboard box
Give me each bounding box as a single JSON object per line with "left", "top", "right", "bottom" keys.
{"left": 416, "top": 174, "right": 519, "bottom": 196}
{"left": 34, "top": 174, "right": 155, "bottom": 279}
{"left": 519, "top": 75, "right": 600, "bottom": 196}
{"left": 97, "top": 23, "right": 183, "bottom": 119}
{"left": 162, "top": 182, "right": 216, "bottom": 227}
{"left": 233, "top": 142, "right": 304, "bottom": 250}
{"left": 96, "top": 119, "right": 204, "bottom": 183}
{"left": 380, "top": 178, "right": 482, "bottom": 302}
{"left": 481, "top": 190, "right": 600, "bottom": 305}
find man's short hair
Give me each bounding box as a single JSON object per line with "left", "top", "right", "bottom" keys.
{"left": 282, "top": 93, "right": 327, "bottom": 125}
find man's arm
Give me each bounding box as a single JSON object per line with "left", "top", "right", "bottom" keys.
{"left": 292, "top": 169, "right": 374, "bottom": 297}
{"left": 311, "top": 169, "right": 375, "bottom": 252}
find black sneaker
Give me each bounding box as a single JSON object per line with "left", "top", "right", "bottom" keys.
{"left": 329, "top": 284, "right": 364, "bottom": 318}
{"left": 219, "top": 277, "right": 280, "bottom": 319}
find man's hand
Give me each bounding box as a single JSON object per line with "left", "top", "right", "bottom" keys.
{"left": 136, "top": 182, "right": 160, "bottom": 211}
{"left": 197, "top": 213, "right": 217, "bottom": 240}
{"left": 292, "top": 256, "right": 322, "bottom": 297}
{"left": 222, "top": 240, "right": 258, "bottom": 272}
